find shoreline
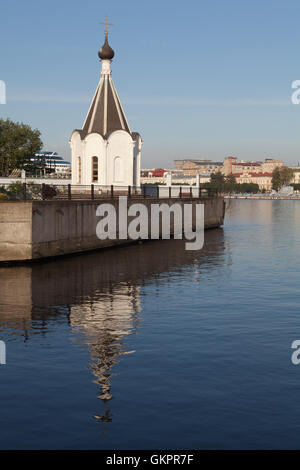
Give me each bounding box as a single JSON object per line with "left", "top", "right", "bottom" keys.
{"left": 224, "top": 195, "right": 300, "bottom": 200}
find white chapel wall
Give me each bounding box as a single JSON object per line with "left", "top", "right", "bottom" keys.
{"left": 107, "top": 130, "right": 134, "bottom": 186}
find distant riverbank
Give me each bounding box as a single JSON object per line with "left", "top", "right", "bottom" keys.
{"left": 225, "top": 194, "right": 300, "bottom": 200}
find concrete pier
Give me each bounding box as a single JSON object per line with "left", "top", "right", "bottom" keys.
{"left": 0, "top": 197, "right": 225, "bottom": 262}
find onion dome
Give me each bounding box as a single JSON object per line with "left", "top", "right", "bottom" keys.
{"left": 98, "top": 35, "right": 115, "bottom": 60}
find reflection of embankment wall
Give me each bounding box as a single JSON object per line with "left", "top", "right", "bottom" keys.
{"left": 0, "top": 197, "right": 225, "bottom": 262}
{"left": 0, "top": 229, "right": 225, "bottom": 321}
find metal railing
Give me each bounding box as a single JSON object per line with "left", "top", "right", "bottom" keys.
{"left": 0, "top": 183, "right": 219, "bottom": 201}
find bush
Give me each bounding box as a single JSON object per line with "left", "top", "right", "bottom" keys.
{"left": 7, "top": 181, "right": 24, "bottom": 200}
{"left": 41, "top": 184, "right": 57, "bottom": 199}
{"left": 238, "top": 183, "right": 260, "bottom": 194}
{"left": 0, "top": 192, "right": 9, "bottom": 201}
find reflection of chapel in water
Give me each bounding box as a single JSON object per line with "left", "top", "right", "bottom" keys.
{"left": 70, "top": 284, "right": 141, "bottom": 401}
{"left": 0, "top": 231, "right": 226, "bottom": 418}
{"left": 0, "top": 263, "right": 141, "bottom": 405}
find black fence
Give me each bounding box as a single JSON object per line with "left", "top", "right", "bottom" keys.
{"left": 0, "top": 182, "right": 219, "bottom": 202}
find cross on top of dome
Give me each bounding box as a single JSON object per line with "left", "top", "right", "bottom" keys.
{"left": 99, "top": 15, "right": 114, "bottom": 37}
{"left": 98, "top": 16, "right": 115, "bottom": 60}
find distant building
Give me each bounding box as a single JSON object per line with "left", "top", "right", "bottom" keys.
{"left": 233, "top": 171, "right": 273, "bottom": 190}
{"left": 289, "top": 166, "right": 300, "bottom": 185}
{"left": 140, "top": 167, "right": 210, "bottom": 186}
{"left": 262, "top": 158, "right": 283, "bottom": 173}
{"left": 222, "top": 156, "right": 283, "bottom": 190}
{"left": 149, "top": 168, "right": 170, "bottom": 177}
{"left": 141, "top": 168, "right": 170, "bottom": 178}
{"left": 174, "top": 159, "right": 223, "bottom": 176}
{"left": 224, "top": 157, "right": 282, "bottom": 176}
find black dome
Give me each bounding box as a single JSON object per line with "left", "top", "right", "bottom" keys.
{"left": 98, "top": 35, "right": 115, "bottom": 60}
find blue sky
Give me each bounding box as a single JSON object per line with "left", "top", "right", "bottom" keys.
{"left": 1, "top": 0, "right": 300, "bottom": 167}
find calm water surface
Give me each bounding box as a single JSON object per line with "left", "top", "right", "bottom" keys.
{"left": 1, "top": 199, "right": 300, "bottom": 449}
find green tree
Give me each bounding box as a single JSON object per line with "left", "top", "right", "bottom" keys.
{"left": 280, "top": 166, "right": 294, "bottom": 187}
{"left": 7, "top": 181, "right": 24, "bottom": 200}
{"left": 210, "top": 171, "right": 225, "bottom": 194}
{"left": 238, "top": 183, "right": 259, "bottom": 193}
{"left": 224, "top": 174, "right": 237, "bottom": 193}
{"left": 272, "top": 167, "right": 281, "bottom": 191}
{"left": 272, "top": 166, "right": 293, "bottom": 190}
{"left": 0, "top": 118, "right": 42, "bottom": 176}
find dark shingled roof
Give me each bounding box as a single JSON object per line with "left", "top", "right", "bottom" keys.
{"left": 81, "top": 74, "right": 131, "bottom": 139}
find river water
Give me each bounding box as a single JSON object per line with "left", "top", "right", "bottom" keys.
{"left": 1, "top": 199, "right": 300, "bottom": 449}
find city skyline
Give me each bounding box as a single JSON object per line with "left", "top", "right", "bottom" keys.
{"left": 1, "top": 0, "right": 300, "bottom": 166}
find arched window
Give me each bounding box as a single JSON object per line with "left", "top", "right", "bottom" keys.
{"left": 77, "top": 157, "right": 81, "bottom": 184}
{"left": 92, "top": 156, "right": 98, "bottom": 183}
{"left": 114, "top": 157, "right": 123, "bottom": 182}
